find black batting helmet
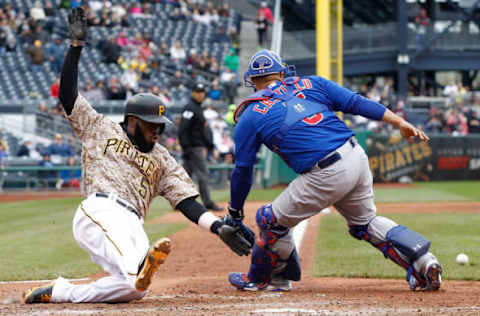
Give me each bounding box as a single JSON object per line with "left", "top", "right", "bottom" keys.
{"left": 124, "top": 93, "right": 172, "bottom": 124}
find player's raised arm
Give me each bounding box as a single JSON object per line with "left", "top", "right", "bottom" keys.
{"left": 59, "top": 7, "right": 87, "bottom": 115}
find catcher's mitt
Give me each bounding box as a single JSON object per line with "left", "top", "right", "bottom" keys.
{"left": 218, "top": 224, "right": 253, "bottom": 256}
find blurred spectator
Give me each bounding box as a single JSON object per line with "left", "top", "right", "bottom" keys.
{"left": 70, "top": 1, "right": 83, "bottom": 9}
{"left": 393, "top": 100, "right": 406, "bottom": 119}
{"left": 50, "top": 77, "right": 60, "bottom": 98}
{"left": 218, "top": 3, "right": 230, "bottom": 17}
{"left": 426, "top": 107, "right": 444, "bottom": 133}
{"left": 45, "top": 134, "right": 74, "bottom": 160}
{"left": 0, "top": 138, "right": 8, "bottom": 160}
{"left": 169, "top": 8, "right": 186, "bottom": 21}
{"left": 101, "top": 37, "right": 121, "bottom": 63}
{"left": 27, "top": 40, "right": 46, "bottom": 73}
{"left": 225, "top": 104, "right": 236, "bottom": 125}
{"left": 107, "top": 76, "right": 127, "bottom": 100}
{"left": 116, "top": 31, "right": 130, "bottom": 47}
{"left": 112, "top": 3, "right": 127, "bottom": 18}
{"left": 58, "top": 156, "right": 81, "bottom": 189}
{"left": 170, "top": 40, "right": 186, "bottom": 62}
{"left": 170, "top": 70, "right": 186, "bottom": 88}
{"left": 224, "top": 48, "right": 239, "bottom": 73}
{"left": 46, "top": 36, "right": 66, "bottom": 73}
{"left": 44, "top": 1, "right": 56, "bottom": 17}
{"left": 82, "top": 79, "right": 103, "bottom": 101}
{"left": 415, "top": 8, "right": 429, "bottom": 50}
{"left": 37, "top": 154, "right": 57, "bottom": 188}
{"left": 257, "top": 1, "right": 274, "bottom": 24}
{"left": 5, "top": 33, "right": 16, "bottom": 52}
{"left": 208, "top": 80, "right": 223, "bottom": 101}
{"left": 86, "top": 11, "right": 101, "bottom": 26}
{"left": 443, "top": 79, "right": 458, "bottom": 97}
{"left": 30, "top": 1, "right": 46, "bottom": 21}
{"left": 204, "top": 104, "right": 219, "bottom": 124}
{"left": 120, "top": 67, "right": 139, "bottom": 93}
{"left": 216, "top": 132, "right": 234, "bottom": 162}
{"left": 445, "top": 108, "right": 468, "bottom": 135}
{"left": 30, "top": 25, "right": 49, "bottom": 44}
{"left": 219, "top": 68, "right": 236, "bottom": 104}
{"left": 130, "top": 2, "right": 143, "bottom": 16}
{"left": 192, "top": 9, "right": 210, "bottom": 25}
{"left": 229, "top": 27, "right": 240, "bottom": 53}
{"left": 89, "top": 0, "right": 103, "bottom": 12}
{"left": 17, "top": 140, "right": 31, "bottom": 157}
{"left": 187, "top": 49, "right": 199, "bottom": 66}
{"left": 213, "top": 26, "right": 229, "bottom": 43}
{"left": 256, "top": 13, "right": 268, "bottom": 49}
{"left": 18, "top": 19, "right": 32, "bottom": 42}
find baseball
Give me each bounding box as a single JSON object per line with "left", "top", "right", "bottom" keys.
{"left": 456, "top": 253, "right": 469, "bottom": 265}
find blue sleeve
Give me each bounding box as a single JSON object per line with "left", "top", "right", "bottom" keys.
{"left": 230, "top": 165, "right": 254, "bottom": 210}
{"left": 230, "top": 110, "right": 262, "bottom": 210}
{"left": 233, "top": 111, "right": 262, "bottom": 167}
{"left": 315, "top": 76, "right": 387, "bottom": 121}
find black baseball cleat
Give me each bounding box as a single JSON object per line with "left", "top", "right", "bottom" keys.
{"left": 24, "top": 283, "right": 54, "bottom": 304}
{"left": 205, "top": 203, "right": 224, "bottom": 212}
{"left": 135, "top": 238, "right": 171, "bottom": 291}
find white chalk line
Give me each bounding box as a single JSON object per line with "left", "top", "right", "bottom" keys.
{"left": 0, "top": 278, "right": 89, "bottom": 285}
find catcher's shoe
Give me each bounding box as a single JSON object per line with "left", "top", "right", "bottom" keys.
{"left": 229, "top": 273, "right": 268, "bottom": 291}
{"left": 135, "top": 237, "right": 171, "bottom": 291}
{"left": 229, "top": 273, "right": 291, "bottom": 292}
{"left": 24, "top": 283, "right": 54, "bottom": 304}
{"left": 408, "top": 262, "right": 442, "bottom": 291}
{"left": 267, "top": 275, "right": 292, "bottom": 292}
{"left": 424, "top": 263, "right": 442, "bottom": 291}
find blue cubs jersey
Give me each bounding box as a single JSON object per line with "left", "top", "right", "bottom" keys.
{"left": 234, "top": 76, "right": 386, "bottom": 174}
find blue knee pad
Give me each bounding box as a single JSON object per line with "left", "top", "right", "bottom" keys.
{"left": 247, "top": 204, "right": 299, "bottom": 283}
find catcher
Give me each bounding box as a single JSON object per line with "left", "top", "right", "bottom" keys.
{"left": 24, "top": 7, "right": 254, "bottom": 304}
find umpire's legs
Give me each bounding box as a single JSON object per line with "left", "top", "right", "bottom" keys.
{"left": 189, "top": 147, "right": 214, "bottom": 207}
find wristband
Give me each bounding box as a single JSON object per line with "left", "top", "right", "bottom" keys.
{"left": 198, "top": 211, "right": 220, "bottom": 232}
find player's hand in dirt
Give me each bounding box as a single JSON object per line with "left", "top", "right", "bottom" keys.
{"left": 399, "top": 120, "right": 430, "bottom": 143}
{"left": 68, "top": 6, "right": 87, "bottom": 41}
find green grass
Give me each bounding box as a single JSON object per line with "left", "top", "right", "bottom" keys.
{"left": 374, "top": 181, "right": 480, "bottom": 203}
{"left": 0, "top": 197, "right": 186, "bottom": 281}
{"left": 314, "top": 212, "right": 480, "bottom": 281}
{"left": 212, "top": 181, "right": 480, "bottom": 204}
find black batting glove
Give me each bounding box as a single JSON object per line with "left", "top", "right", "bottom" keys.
{"left": 68, "top": 7, "right": 87, "bottom": 45}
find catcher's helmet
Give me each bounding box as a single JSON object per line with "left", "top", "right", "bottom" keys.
{"left": 243, "top": 49, "right": 296, "bottom": 88}
{"left": 124, "top": 93, "right": 172, "bottom": 124}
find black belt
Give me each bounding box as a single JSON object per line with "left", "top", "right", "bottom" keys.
{"left": 308, "top": 138, "right": 356, "bottom": 172}
{"left": 95, "top": 193, "right": 141, "bottom": 220}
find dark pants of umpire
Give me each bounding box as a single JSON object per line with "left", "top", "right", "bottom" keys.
{"left": 183, "top": 147, "right": 214, "bottom": 207}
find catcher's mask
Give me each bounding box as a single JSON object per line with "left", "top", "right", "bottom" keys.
{"left": 243, "top": 49, "right": 296, "bottom": 89}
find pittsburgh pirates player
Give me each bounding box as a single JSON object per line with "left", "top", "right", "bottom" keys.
{"left": 24, "top": 7, "right": 252, "bottom": 304}
{"left": 227, "top": 49, "right": 443, "bottom": 292}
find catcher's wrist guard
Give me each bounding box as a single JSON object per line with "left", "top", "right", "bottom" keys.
{"left": 228, "top": 205, "right": 244, "bottom": 221}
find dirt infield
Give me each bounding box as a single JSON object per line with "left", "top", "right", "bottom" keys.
{"left": 1, "top": 194, "right": 480, "bottom": 315}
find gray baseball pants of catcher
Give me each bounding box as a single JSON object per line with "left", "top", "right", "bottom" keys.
{"left": 270, "top": 138, "right": 437, "bottom": 274}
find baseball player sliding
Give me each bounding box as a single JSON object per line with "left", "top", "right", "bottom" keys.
{"left": 227, "top": 49, "right": 443, "bottom": 292}
{"left": 24, "top": 7, "right": 253, "bottom": 304}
